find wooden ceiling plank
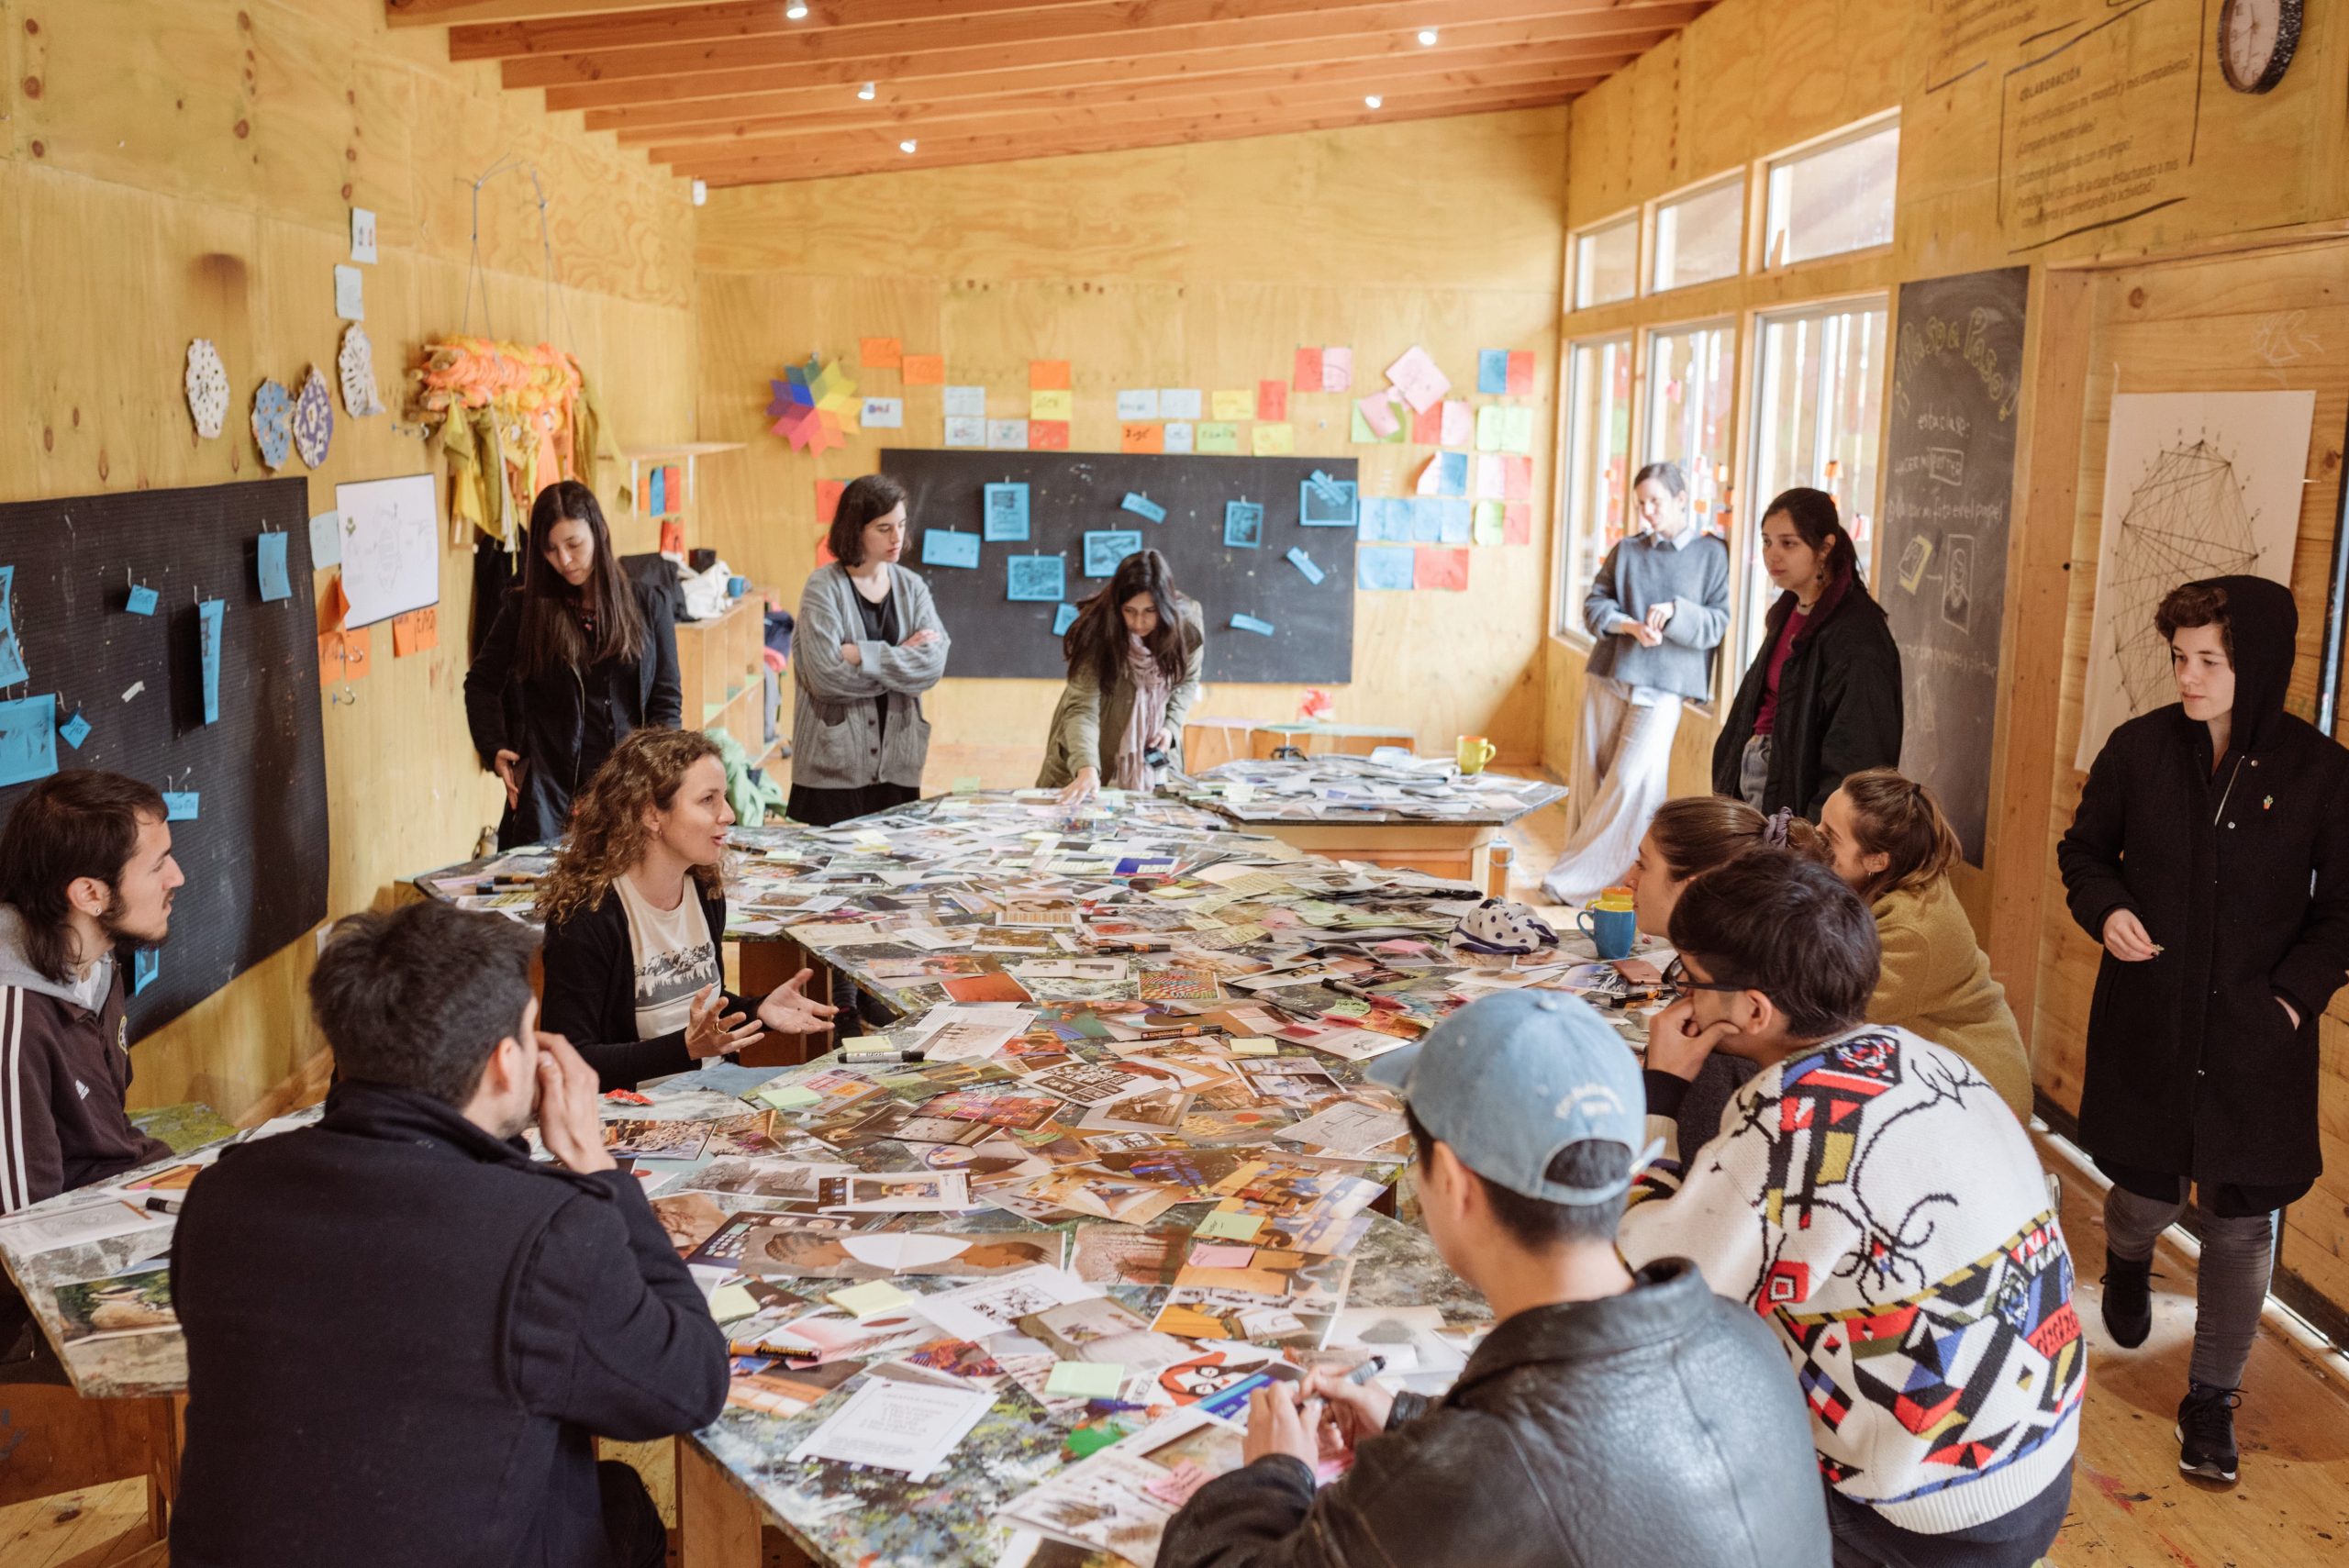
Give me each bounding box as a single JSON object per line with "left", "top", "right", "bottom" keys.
{"left": 454, "top": 0, "right": 1123, "bottom": 61}
{"left": 389, "top": 0, "right": 714, "bottom": 24}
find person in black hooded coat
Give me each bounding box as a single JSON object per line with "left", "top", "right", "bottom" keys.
{"left": 2058, "top": 574, "right": 2349, "bottom": 1483}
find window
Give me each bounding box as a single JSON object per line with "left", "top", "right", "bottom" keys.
{"left": 1650, "top": 175, "right": 1743, "bottom": 293}
{"left": 1763, "top": 117, "right": 1899, "bottom": 268}
{"left": 1572, "top": 216, "right": 1639, "bottom": 309}
{"left": 1643, "top": 320, "right": 1737, "bottom": 517}
{"left": 1740, "top": 298, "right": 1890, "bottom": 661}
{"left": 1558, "top": 336, "right": 1635, "bottom": 632}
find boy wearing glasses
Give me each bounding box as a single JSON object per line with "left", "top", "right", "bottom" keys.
{"left": 1624, "top": 854, "right": 2080, "bottom": 1568}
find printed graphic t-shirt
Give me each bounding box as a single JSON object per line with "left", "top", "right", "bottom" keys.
{"left": 614, "top": 874, "right": 718, "bottom": 1041}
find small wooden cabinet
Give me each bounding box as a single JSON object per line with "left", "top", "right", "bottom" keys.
{"left": 674, "top": 595, "right": 778, "bottom": 762}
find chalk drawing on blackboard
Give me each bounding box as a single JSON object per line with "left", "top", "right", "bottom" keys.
{"left": 1940, "top": 536, "right": 1975, "bottom": 634}
{"left": 1896, "top": 537, "right": 1934, "bottom": 595}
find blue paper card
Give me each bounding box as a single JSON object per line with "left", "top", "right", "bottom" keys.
{"left": 1223, "top": 502, "right": 1264, "bottom": 549}
{"left": 1355, "top": 548, "right": 1415, "bottom": 592}
{"left": 257, "top": 532, "right": 292, "bottom": 602}
{"left": 1477, "top": 349, "right": 1510, "bottom": 395}
{"left": 0, "top": 566, "right": 25, "bottom": 687}
{"left": 127, "top": 584, "right": 160, "bottom": 617}
{"left": 648, "top": 468, "right": 667, "bottom": 517}
{"left": 984, "top": 483, "right": 1030, "bottom": 541}
{"left": 163, "top": 792, "right": 200, "bottom": 821}
{"left": 0, "top": 694, "right": 58, "bottom": 787}
{"left": 1438, "top": 451, "right": 1469, "bottom": 497}
{"left": 1083, "top": 530, "right": 1142, "bottom": 578}
{"left": 1409, "top": 499, "right": 1444, "bottom": 543}
{"left": 1008, "top": 554, "right": 1064, "bottom": 603}
{"left": 1230, "top": 613, "right": 1275, "bottom": 636}
{"left": 1438, "top": 499, "right": 1473, "bottom": 545}
{"left": 1121, "top": 493, "right": 1167, "bottom": 524}
{"left": 922, "top": 529, "right": 981, "bottom": 569}
{"left": 59, "top": 709, "right": 91, "bottom": 750}
{"left": 1298, "top": 477, "right": 1359, "bottom": 527}
{"left": 132, "top": 949, "right": 160, "bottom": 995}
{"left": 1286, "top": 547, "right": 1325, "bottom": 584}
{"left": 1052, "top": 603, "right": 1080, "bottom": 636}
{"left": 198, "top": 599, "right": 225, "bottom": 726}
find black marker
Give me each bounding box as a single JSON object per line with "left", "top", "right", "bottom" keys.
{"left": 841, "top": 1050, "right": 926, "bottom": 1064}
{"left": 1344, "top": 1355, "right": 1387, "bottom": 1385}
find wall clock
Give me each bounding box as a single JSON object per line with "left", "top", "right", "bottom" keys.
{"left": 2218, "top": 0, "right": 2300, "bottom": 94}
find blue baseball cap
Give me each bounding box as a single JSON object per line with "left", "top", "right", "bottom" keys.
{"left": 1367, "top": 990, "right": 1657, "bottom": 1204}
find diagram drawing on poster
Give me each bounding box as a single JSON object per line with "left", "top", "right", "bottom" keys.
{"left": 334, "top": 473, "right": 441, "bottom": 629}
{"left": 2074, "top": 391, "right": 2316, "bottom": 770}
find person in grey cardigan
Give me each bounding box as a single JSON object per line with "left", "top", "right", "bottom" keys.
{"left": 788, "top": 475, "right": 950, "bottom": 828}
{"left": 1542, "top": 462, "right": 1731, "bottom": 904}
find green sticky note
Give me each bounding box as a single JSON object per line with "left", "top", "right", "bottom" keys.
{"left": 1195, "top": 1210, "right": 1264, "bottom": 1241}
{"left": 759, "top": 1084, "right": 821, "bottom": 1110}
{"left": 831, "top": 1280, "right": 916, "bottom": 1318}
{"left": 1474, "top": 500, "right": 1507, "bottom": 546}
{"left": 1045, "top": 1361, "right": 1127, "bottom": 1398}
{"left": 952, "top": 777, "right": 983, "bottom": 794}
{"left": 708, "top": 1282, "right": 759, "bottom": 1322}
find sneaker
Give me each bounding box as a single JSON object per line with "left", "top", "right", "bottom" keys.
{"left": 2176, "top": 1383, "right": 2242, "bottom": 1483}
{"left": 2099, "top": 1247, "right": 2153, "bottom": 1348}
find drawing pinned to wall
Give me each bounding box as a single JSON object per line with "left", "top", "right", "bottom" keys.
{"left": 1119, "top": 424, "right": 1163, "bottom": 455}
{"left": 1120, "top": 494, "right": 1166, "bottom": 524}
{"left": 1223, "top": 502, "right": 1264, "bottom": 549}
{"left": 0, "top": 566, "right": 26, "bottom": 685}
{"left": 1117, "top": 391, "right": 1161, "bottom": 421}
{"left": 1052, "top": 603, "right": 1081, "bottom": 637}
{"left": 1163, "top": 423, "right": 1195, "bottom": 455}
{"left": 2074, "top": 391, "right": 2316, "bottom": 770}
{"left": 862, "top": 397, "right": 905, "bottom": 429}
{"left": 1197, "top": 424, "right": 1241, "bottom": 456}
{"left": 293, "top": 368, "right": 335, "bottom": 469}
{"left": 337, "top": 325, "right": 386, "bottom": 417}
{"left": 1008, "top": 554, "right": 1065, "bottom": 603}
{"left": 943, "top": 417, "right": 985, "bottom": 449}
{"left": 1299, "top": 474, "right": 1357, "bottom": 528}
{"left": 0, "top": 694, "right": 58, "bottom": 787}
{"left": 334, "top": 473, "right": 440, "bottom": 629}
{"left": 922, "top": 528, "right": 980, "bottom": 569}
{"left": 1083, "top": 530, "right": 1142, "bottom": 577}
{"left": 59, "top": 710, "right": 91, "bottom": 750}
{"left": 1321, "top": 349, "right": 1353, "bottom": 393}
{"left": 902, "top": 354, "right": 944, "bottom": 385}
{"left": 251, "top": 380, "right": 294, "bottom": 471}
{"left": 1160, "top": 391, "right": 1204, "bottom": 421}
{"left": 257, "top": 532, "right": 292, "bottom": 603}
{"left": 197, "top": 600, "right": 225, "bottom": 725}
{"left": 986, "top": 420, "right": 1029, "bottom": 451}
{"left": 1029, "top": 421, "right": 1071, "bottom": 452}
{"left": 184, "top": 339, "right": 230, "bottom": 439}
{"left": 984, "top": 483, "right": 1031, "bottom": 541}
{"left": 943, "top": 386, "right": 986, "bottom": 418}
{"left": 1030, "top": 389, "right": 1074, "bottom": 422}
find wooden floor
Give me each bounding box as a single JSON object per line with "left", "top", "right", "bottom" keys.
{"left": 6, "top": 748, "right": 2345, "bottom": 1565}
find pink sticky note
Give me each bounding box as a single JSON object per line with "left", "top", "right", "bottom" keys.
{"left": 1258, "top": 379, "right": 1288, "bottom": 421}
{"left": 1415, "top": 548, "right": 1469, "bottom": 592}
{"left": 1353, "top": 393, "right": 1399, "bottom": 439}
{"left": 1503, "top": 502, "right": 1531, "bottom": 546}
{"left": 1475, "top": 454, "right": 1507, "bottom": 500}
{"left": 1409, "top": 401, "right": 1442, "bottom": 445}
{"left": 1385, "top": 345, "right": 1451, "bottom": 413}
{"left": 1507, "top": 350, "right": 1536, "bottom": 397}
{"left": 1321, "top": 347, "right": 1353, "bottom": 392}
{"left": 1441, "top": 399, "right": 1472, "bottom": 447}
{"left": 1503, "top": 456, "right": 1533, "bottom": 500}
{"left": 1293, "top": 347, "right": 1323, "bottom": 393}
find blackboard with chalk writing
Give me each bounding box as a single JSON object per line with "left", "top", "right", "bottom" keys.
{"left": 1879, "top": 267, "right": 2029, "bottom": 865}
{"left": 877, "top": 450, "right": 1357, "bottom": 684}
{"left": 0, "top": 479, "right": 328, "bottom": 1040}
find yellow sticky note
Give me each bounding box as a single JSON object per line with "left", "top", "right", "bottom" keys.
{"left": 1226, "top": 1037, "right": 1278, "bottom": 1057}
{"left": 1250, "top": 422, "right": 1295, "bottom": 456}
{"left": 708, "top": 1282, "right": 759, "bottom": 1321}
{"left": 852, "top": 829, "right": 891, "bottom": 850}
{"left": 1195, "top": 1210, "right": 1264, "bottom": 1241}
{"left": 1030, "top": 388, "right": 1074, "bottom": 421}
{"left": 1045, "top": 1361, "right": 1126, "bottom": 1398}
{"left": 842, "top": 1035, "right": 892, "bottom": 1051}
{"left": 952, "top": 777, "right": 983, "bottom": 794}
{"left": 1210, "top": 389, "right": 1255, "bottom": 421}
{"left": 831, "top": 1280, "right": 916, "bottom": 1318}
{"left": 759, "top": 1084, "right": 821, "bottom": 1110}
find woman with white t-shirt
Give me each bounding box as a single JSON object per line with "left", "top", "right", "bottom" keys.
{"left": 537, "top": 728, "right": 837, "bottom": 1090}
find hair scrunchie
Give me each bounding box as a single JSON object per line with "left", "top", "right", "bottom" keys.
{"left": 1764, "top": 808, "right": 1797, "bottom": 850}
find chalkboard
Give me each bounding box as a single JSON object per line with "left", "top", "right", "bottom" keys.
{"left": 0, "top": 479, "right": 328, "bottom": 1040}
{"left": 878, "top": 450, "right": 1357, "bottom": 683}
{"left": 1879, "top": 267, "right": 2030, "bottom": 865}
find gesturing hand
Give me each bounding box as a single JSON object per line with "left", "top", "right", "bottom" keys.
{"left": 493, "top": 750, "right": 523, "bottom": 809}
{"left": 2101, "top": 908, "right": 2160, "bottom": 962}
{"left": 757, "top": 968, "right": 841, "bottom": 1035}
{"left": 1644, "top": 995, "right": 1739, "bottom": 1081}
{"left": 533, "top": 1033, "right": 617, "bottom": 1173}
{"left": 1241, "top": 1384, "right": 1320, "bottom": 1470}
{"left": 1300, "top": 1370, "right": 1393, "bottom": 1454}
{"left": 685, "top": 984, "right": 764, "bottom": 1059}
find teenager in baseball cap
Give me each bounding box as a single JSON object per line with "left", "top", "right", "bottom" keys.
{"left": 1158, "top": 990, "right": 1829, "bottom": 1568}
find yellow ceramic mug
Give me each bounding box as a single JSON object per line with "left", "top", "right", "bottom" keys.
{"left": 1455, "top": 735, "right": 1497, "bottom": 774}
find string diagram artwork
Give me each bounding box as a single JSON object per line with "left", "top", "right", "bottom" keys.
{"left": 2075, "top": 392, "right": 2313, "bottom": 770}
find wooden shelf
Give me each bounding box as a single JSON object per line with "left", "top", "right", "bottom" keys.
{"left": 674, "top": 595, "right": 779, "bottom": 756}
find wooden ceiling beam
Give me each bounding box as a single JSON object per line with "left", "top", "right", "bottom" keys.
{"left": 453, "top": 0, "right": 1108, "bottom": 61}
{"left": 506, "top": 0, "right": 1701, "bottom": 90}
{"left": 388, "top": 0, "right": 714, "bottom": 25}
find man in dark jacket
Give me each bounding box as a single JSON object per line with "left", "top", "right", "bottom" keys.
{"left": 170, "top": 901, "right": 729, "bottom": 1568}
{"left": 1158, "top": 991, "right": 1829, "bottom": 1568}
{"left": 2059, "top": 574, "right": 2349, "bottom": 1485}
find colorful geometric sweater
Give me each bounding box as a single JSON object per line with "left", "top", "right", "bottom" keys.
{"left": 1618, "top": 1025, "right": 2083, "bottom": 1535}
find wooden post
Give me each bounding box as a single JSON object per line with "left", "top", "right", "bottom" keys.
{"left": 675, "top": 1437, "right": 765, "bottom": 1568}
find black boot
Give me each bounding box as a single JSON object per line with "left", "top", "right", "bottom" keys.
{"left": 2099, "top": 1247, "right": 2152, "bottom": 1348}
{"left": 2176, "top": 1382, "right": 2242, "bottom": 1484}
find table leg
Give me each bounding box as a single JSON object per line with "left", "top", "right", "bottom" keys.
{"left": 736, "top": 939, "right": 834, "bottom": 1065}
{"left": 676, "top": 1436, "right": 764, "bottom": 1568}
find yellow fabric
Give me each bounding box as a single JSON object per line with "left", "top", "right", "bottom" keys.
{"left": 1868, "top": 877, "right": 2034, "bottom": 1121}
{"left": 409, "top": 339, "right": 616, "bottom": 548}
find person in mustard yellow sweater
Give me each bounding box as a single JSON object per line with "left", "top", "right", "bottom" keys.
{"left": 1813, "top": 767, "right": 2033, "bottom": 1121}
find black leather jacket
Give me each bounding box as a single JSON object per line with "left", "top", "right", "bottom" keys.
{"left": 1159, "top": 1259, "right": 1831, "bottom": 1568}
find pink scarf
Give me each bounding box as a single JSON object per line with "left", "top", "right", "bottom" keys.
{"left": 1114, "top": 634, "right": 1173, "bottom": 791}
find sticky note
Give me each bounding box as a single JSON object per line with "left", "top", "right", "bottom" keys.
{"left": 986, "top": 418, "right": 1029, "bottom": 450}
{"left": 952, "top": 777, "right": 982, "bottom": 793}
{"left": 1008, "top": 554, "right": 1065, "bottom": 603}
{"left": 1433, "top": 452, "right": 1468, "bottom": 498}
{"left": 0, "top": 572, "right": 24, "bottom": 686}
{"left": 760, "top": 1084, "right": 822, "bottom": 1110}
{"left": 1442, "top": 400, "right": 1473, "bottom": 448}
{"left": 59, "top": 709, "right": 90, "bottom": 750}
{"left": 1356, "top": 499, "right": 1392, "bottom": 542}
{"left": 163, "top": 791, "right": 200, "bottom": 821}
{"left": 1352, "top": 395, "right": 1402, "bottom": 442}
{"left": 1162, "top": 422, "right": 1195, "bottom": 454}
{"left": 1030, "top": 388, "right": 1073, "bottom": 421}
{"left": 1210, "top": 389, "right": 1254, "bottom": 421}
{"left": 1293, "top": 347, "right": 1323, "bottom": 393}
{"left": 1475, "top": 453, "right": 1507, "bottom": 500}
{"left": 1195, "top": 1210, "right": 1264, "bottom": 1241}
{"left": 1476, "top": 406, "right": 1506, "bottom": 452}
{"left": 1117, "top": 390, "right": 1160, "bottom": 420}
{"left": 1197, "top": 422, "right": 1241, "bottom": 455}
{"left": 1504, "top": 502, "right": 1531, "bottom": 546}
{"left": 132, "top": 948, "right": 159, "bottom": 995}
{"left": 0, "top": 695, "right": 59, "bottom": 787}
{"left": 984, "top": 482, "right": 1030, "bottom": 541}
{"left": 831, "top": 1280, "right": 916, "bottom": 1318}
{"left": 1122, "top": 493, "right": 1167, "bottom": 524}
{"left": 1503, "top": 406, "right": 1536, "bottom": 455}
{"left": 1416, "top": 548, "right": 1470, "bottom": 592}
{"left": 1477, "top": 349, "right": 1510, "bottom": 395}
{"left": 198, "top": 599, "right": 225, "bottom": 725}
{"left": 1384, "top": 345, "right": 1451, "bottom": 412}
{"left": 1502, "top": 456, "right": 1533, "bottom": 500}
{"left": 1250, "top": 422, "right": 1294, "bottom": 457}
{"left": 1046, "top": 1361, "right": 1127, "bottom": 1398}
{"left": 128, "top": 584, "right": 160, "bottom": 617}
{"left": 922, "top": 529, "right": 981, "bottom": 569}
{"left": 1475, "top": 501, "right": 1507, "bottom": 546}
{"left": 1322, "top": 347, "right": 1353, "bottom": 392}
{"left": 816, "top": 479, "right": 847, "bottom": 526}
{"left": 1229, "top": 613, "right": 1275, "bottom": 636}
{"left": 1356, "top": 547, "right": 1415, "bottom": 591}
{"left": 860, "top": 337, "right": 903, "bottom": 369}
{"left": 1508, "top": 350, "right": 1536, "bottom": 397}
{"left": 1408, "top": 499, "right": 1444, "bottom": 543}
{"left": 250, "top": 533, "right": 291, "bottom": 603}
{"left": 709, "top": 1281, "right": 760, "bottom": 1320}
{"left": 1084, "top": 530, "right": 1142, "bottom": 578}
{"left": 861, "top": 396, "right": 904, "bottom": 429}
{"left": 334, "top": 263, "right": 364, "bottom": 321}
{"left": 1410, "top": 401, "right": 1442, "bottom": 445}
{"left": 350, "top": 206, "right": 377, "bottom": 262}
{"left": 902, "top": 353, "right": 944, "bottom": 385}
{"left": 1052, "top": 603, "right": 1081, "bottom": 636}
{"left": 1030, "top": 360, "right": 1071, "bottom": 391}
{"left": 1227, "top": 1036, "right": 1278, "bottom": 1056}
{"left": 1029, "top": 420, "right": 1070, "bottom": 451}
{"left": 842, "top": 1035, "right": 893, "bottom": 1051}
{"left": 1119, "top": 422, "right": 1163, "bottom": 454}
{"left": 1286, "top": 547, "right": 1325, "bottom": 584}
{"left": 944, "top": 416, "right": 985, "bottom": 448}
{"left": 392, "top": 606, "right": 439, "bottom": 656}
{"left": 308, "top": 510, "right": 342, "bottom": 568}
{"left": 1160, "top": 389, "right": 1203, "bottom": 420}
{"left": 1438, "top": 500, "right": 1473, "bottom": 545}
{"left": 1223, "top": 501, "right": 1264, "bottom": 549}
{"left": 943, "top": 385, "right": 986, "bottom": 417}
{"left": 1257, "top": 380, "right": 1288, "bottom": 421}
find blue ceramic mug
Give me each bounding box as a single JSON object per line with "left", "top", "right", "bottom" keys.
{"left": 1577, "top": 906, "right": 1637, "bottom": 962}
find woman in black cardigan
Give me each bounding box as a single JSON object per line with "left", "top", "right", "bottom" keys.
{"left": 464, "top": 481, "right": 683, "bottom": 850}
{"left": 1710, "top": 488, "right": 1902, "bottom": 817}
{"left": 537, "top": 728, "right": 836, "bottom": 1090}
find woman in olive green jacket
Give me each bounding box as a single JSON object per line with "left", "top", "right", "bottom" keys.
{"left": 1816, "top": 768, "right": 2035, "bottom": 1120}
{"left": 1038, "top": 550, "right": 1204, "bottom": 803}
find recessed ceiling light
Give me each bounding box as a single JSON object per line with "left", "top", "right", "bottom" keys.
{"left": 857, "top": 82, "right": 876, "bottom": 100}
{"left": 899, "top": 139, "right": 918, "bottom": 153}
{"left": 785, "top": 1, "right": 808, "bottom": 17}
{"left": 1364, "top": 95, "right": 1383, "bottom": 109}
{"left": 1418, "top": 28, "right": 1438, "bottom": 46}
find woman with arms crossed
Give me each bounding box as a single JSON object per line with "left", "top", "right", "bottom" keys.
{"left": 1039, "top": 550, "right": 1204, "bottom": 806}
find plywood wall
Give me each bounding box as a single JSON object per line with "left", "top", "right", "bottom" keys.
{"left": 0, "top": 0, "right": 697, "bottom": 1119}
{"left": 693, "top": 108, "right": 1567, "bottom": 765}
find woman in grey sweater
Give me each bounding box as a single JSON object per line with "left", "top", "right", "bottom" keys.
{"left": 1541, "top": 462, "right": 1731, "bottom": 903}
{"left": 788, "top": 475, "right": 950, "bottom": 827}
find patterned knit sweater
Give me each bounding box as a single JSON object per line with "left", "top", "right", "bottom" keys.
{"left": 1618, "top": 1025, "right": 2083, "bottom": 1535}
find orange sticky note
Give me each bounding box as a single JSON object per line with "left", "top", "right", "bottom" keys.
{"left": 342, "top": 625, "right": 373, "bottom": 677}
{"left": 1410, "top": 401, "right": 1442, "bottom": 445}
{"left": 1257, "top": 380, "right": 1287, "bottom": 422}
{"left": 1507, "top": 350, "right": 1536, "bottom": 397}
{"left": 1293, "top": 347, "right": 1323, "bottom": 393}
{"left": 1029, "top": 419, "right": 1070, "bottom": 450}
{"left": 1030, "top": 360, "right": 1071, "bottom": 391}
{"left": 393, "top": 606, "right": 439, "bottom": 657}
{"left": 659, "top": 518, "right": 685, "bottom": 556}
{"left": 901, "top": 353, "right": 944, "bottom": 385}
{"left": 317, "top": 631, "right": 344, "bottom": 688}
{"left": 815, "top": 478, "right": 846, "bottom": 526}
{"left": 323, "top": 574, "right": 350, "bottom": 630}
{"left": 1120, "top": 422, "right": 1163, "bottom": 454}
{"left": 1414, "top": 548, "right": 1470, "bottom": 592}
{"left": 860, "top": 337, "right": 903, "bottom": 369}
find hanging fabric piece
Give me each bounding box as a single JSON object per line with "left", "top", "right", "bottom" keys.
{"left": 406, "top": 338, "right": 618, "bottom": 549}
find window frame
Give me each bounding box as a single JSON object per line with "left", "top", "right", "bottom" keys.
{"left": 1757, "top": 110, "right": 1901, "bottom": 274}
{"left": 1644, "top": 171, "right": 1750, "bottom": 296}
{"left": 1639, "top": 314, "right": 1741, "bottom": 514}
{"left": 1570, "top": 209, "right": 1642, "bottom": 311}
{"left": 1553, "top": 330, "right": 1639, "bottom": 644}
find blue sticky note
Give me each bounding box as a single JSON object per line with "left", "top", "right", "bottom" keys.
{"left": 922, "top": 529, "right": 981, "bottom": 569}
{"left": 1298, "top": 477, "right": 1359, "bottom": 527}
{"left": 1008, "top": 554, "right": 1064, "bottom": 603}
{"left": 1223, "top": 502, "right": 1264, "bottom": 549}
{"left": 1354, "top": 499, "right": 1386, "bottom": 542}
{"left": 1477, "top": 350, "right": 1510, "bottom": 395}
{"left": 163, "top": 792, "right": 199, "bottom": 821}
{"left": 0, "top": 566, "right": 25, "bottom": 686}
{"left": 1409, "top": 499, "right": 1444, "bottom": 543}
{"left": 984, "top": 483, "right": 1030, "bottom": 541}
{"left": 1121, "top": 492, "right": 1167, "bottom": 524}
{"left": 132, "top": 949, "right": 160, "bottom": 995}
{"left": 60, "top": 709, "right": 91, "bottom": 750}
{"left": 1438, "top": 451, "right": 1469, "bottom": 497}
{"left": 1083, "top": 530, "right": 1142, "bottom": 578}
{"left": 1230, "top": 613, "right": 1275, "bottom": 636}
{"left": 257, "top": 532, "right": 291, "bottom": 602}
{"left": 1355, "top": 548, "right": 1416, "bottom": 592}
{"left": 1438, "top": 499, "right": 1474, "bottom": 545}
{"left": 0, "top": 694, "right": 58, "bottom": 787}
{"left": 127, "top": 584, "right": 160, "bottom": 617}
{"left": 1286, "top": 547, "right": 1325, "bottom": 584}
{"left": 648, "top": 467, "right": 667, "bottom": 517}
{"left": 198, "top": 599, "right": 225, "bottom": 726}
{"left": 1052, "top": 603, "right": 1080, "bottom": 636}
